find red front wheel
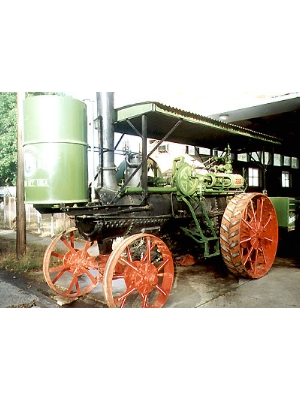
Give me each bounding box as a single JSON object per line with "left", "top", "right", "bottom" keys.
{"left": 103, "top": 234, "right": 174, "bottom": 308}
{"left": 43, "top": 228, "right": 102, "bottom": 298}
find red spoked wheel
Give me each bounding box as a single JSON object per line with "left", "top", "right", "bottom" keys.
{"left": 220, "top": 193, "right": 278, "bottom": 279}
{"left": 43, "top": 228, "right": 103, "bottom": 298}
{"left": 103, "top": 234, "right": 174, "bottom": 308}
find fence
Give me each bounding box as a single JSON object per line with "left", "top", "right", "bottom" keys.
{"left": 0, "top": 191, "right": 74, "bottom": 237}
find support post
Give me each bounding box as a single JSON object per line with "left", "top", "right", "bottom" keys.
{"left": 142, "top": 114, "right": 148, "bottom": 201}
{"left": 16, "top": 92, "right": 26, "bottom": 257}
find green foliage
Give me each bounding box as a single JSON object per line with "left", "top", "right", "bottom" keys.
{"left": 0, "top": 92, "right": 64, "bottom": 186}
{"left": 0, "top": 93, "right": 17, "bottom": 185}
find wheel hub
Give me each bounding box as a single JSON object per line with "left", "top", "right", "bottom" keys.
{"left": 65, "top": 251, "right": 94, "bottom": 275}
{"left": 124, "top": 261, "right": 159, "bottom": 295}
{"left": 250, "top": 224, "right": 265, "bottom": 249}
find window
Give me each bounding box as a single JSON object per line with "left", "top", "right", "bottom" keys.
{"left": 212, "top": 149, "right": 219, "bottom": 157}
{"left": 291, "top": 157, "right": 299, "bottom": 169}
{"left": 237, "top": 153, "right": 248, "bottom": 162}
{"left": 282, "top": 171, "right": 291, "bottom": 188}
{"left": 199, "top": 147, "right": 211, "bottom": 156}
{"left": 158, "top": 144, "right": 169, "bottom": 153}
{"left": 283, "top": 156, "right": 291, "bottom": 167}
{"left": 187, "top": 146, "right": 196, "bottom": 156}
{"left": 251, "top": 152, "right": 260, "bottom": 162}
{"left": 273, "top": 154, "right": 282, "bottom": 166}
{"left": 248, "top": 168, "right": 260, "bottom": 187}
{"left": 249, "top": 151, "right": 270, "bottom": 164}
{"left": 263, "top": 152, "right": 270, "bottom": 165}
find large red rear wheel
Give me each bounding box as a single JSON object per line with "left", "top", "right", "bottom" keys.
{"left": 220, "top": 193, "right": 278, "bottom": 278}
{"left": 103, "top": 234, "right": 174, "bottom": 308}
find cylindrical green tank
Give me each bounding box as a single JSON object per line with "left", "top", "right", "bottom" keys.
{"left": 23, "top": 95, "right": 89, "bottom": 207}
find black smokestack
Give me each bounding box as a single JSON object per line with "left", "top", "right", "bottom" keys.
{"left": 96, "top": 92, "right": 117, "bottom": 191}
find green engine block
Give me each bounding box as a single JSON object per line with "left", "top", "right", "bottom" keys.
{"left": 171, "top": 156, "right": 244, "bottom": 197}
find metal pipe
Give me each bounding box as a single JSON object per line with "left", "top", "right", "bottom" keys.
{"left": 96, "top": 92, "right": 117, "bottom": 191}
{"left": 142, "top": 114, "right": 148, "bottom": 200}
{"left": 83, "top": 99, "right": 96, "bottom": 201}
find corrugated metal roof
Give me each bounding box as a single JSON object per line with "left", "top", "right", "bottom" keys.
{"left": 209, "top": 93, "right": 300, "bottom": 124}
{"left": 208, "top": 94, "right": 300, "bottom": 157}
{"left": 115, "top": 101, "right": 282, "bottom": 152}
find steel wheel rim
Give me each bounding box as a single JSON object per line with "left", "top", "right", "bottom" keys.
{"left": 43, "top": 228, "right": 101, "bottom": 298}
{"left": 103, "top": 234, "right": 174, "bottom": 308}
{"left": 220, "top": 193, "right": 278, "bottom": 278}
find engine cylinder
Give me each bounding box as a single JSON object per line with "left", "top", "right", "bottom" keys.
{"left": 125, "top": 153, "right": 142, "bottom": 187}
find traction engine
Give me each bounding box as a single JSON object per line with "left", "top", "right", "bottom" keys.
{"left": 23, "top": 93, "right": 279, "bottom": 308}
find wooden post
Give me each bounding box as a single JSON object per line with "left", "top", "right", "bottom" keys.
{"left": 16, "top": 92, "right": 26, "bottom": 257}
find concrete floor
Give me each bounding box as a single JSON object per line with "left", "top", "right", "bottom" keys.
{"left": 78, "top": 255, "right": 300, "bottom": 308}
{"left": 167, "top": 257, "right": 300, "bottom": 308}
{"left": 33, "top": 254, "right": 300, "bottom": 308}
{"left": 1, "top": 229, "right": 300, "bottom": 308}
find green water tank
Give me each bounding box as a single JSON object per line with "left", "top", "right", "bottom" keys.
{"left": 23, "top": 95, "right": 89, "bottom": 206}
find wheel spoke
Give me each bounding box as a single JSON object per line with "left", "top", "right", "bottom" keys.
{"left": 69, "top": 231, "right": 75, "bottom": 248}
{"left": 249, "top": 200, "right": 257, "bottom": 223}
{"left": 84, "top": 268, "right": 98, "bottom": 285}
{"left": 259, "top": 246, "right": 267, "bottom": 264}
{"left": 113, "top": 274, "right": 124, "bottom": 280}
{"left": 115, "top": 287, "right": 137, "bottom": 306}
{"left": 156, "top": 285, "right": 167, "bottom": 296}
{"left": 142, "top": 237, "right": 152, "bottom": 263}
{"left": 242, "top": 218, "right": 254, "bottom": 230}
{"left": 51, "top": 266, "right": 69, "bottom": 284}
{"left": 120, "top": 298, "right": 127, "bottom": 308}
{"left": 82, "top": 241, "right": 92, "bottom": 255}
{"left": 157, "top": 258, "right": 171, "bottom": 273}
{"left": 126, "top": 246, "right": 133, "bottom": 263}
{"left": 264, "top": 236, "right": 273, "bottom": 243}
{"left": 240, "top": 237, "right": 251, "bottom": 245}
{"left": 119, "top": 256, "right": 139, "bottom": 271}
{"left": 141, "top": 294, "right": 148, "bottom": 308}
{"left": 257, "top": 198, "right": 264, "bottom": 224}
{"left": 51, "top": 251, "right": 64, "bottom": 259}
{"left": 243, "top": 245, "right": 254, "bottom": 264}
{"left": 251, "top": 249, "right": 259, "bottom": 274}
{"left": 61, "top": 237, "right": 77, "bottom": 254}
{"left": 66, "top": 275, "right": 78, "bottom": 295}
{"left": 49, "top": 264, "right": 68, "bottom": 274}
{"left": 263, "top": 215, "right": 272, "bottom": 229}
{"left": 75, "top": 280, "right": 81, "bottom": 296}
{"left": 139, "top": 237, "right": 151, "bottom": 263}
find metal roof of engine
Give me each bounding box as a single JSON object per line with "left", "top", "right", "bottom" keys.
{"left": 114, "top": 101, "right": 282, "bottom": 152}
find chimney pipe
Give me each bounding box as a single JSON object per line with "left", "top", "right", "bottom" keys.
{"left": 96, "top": 92, "right": 117, "bottom": 191}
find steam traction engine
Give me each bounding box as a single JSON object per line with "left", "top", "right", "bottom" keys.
{"left": 23, "top": 93, "right": 280, "bottom": 308}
